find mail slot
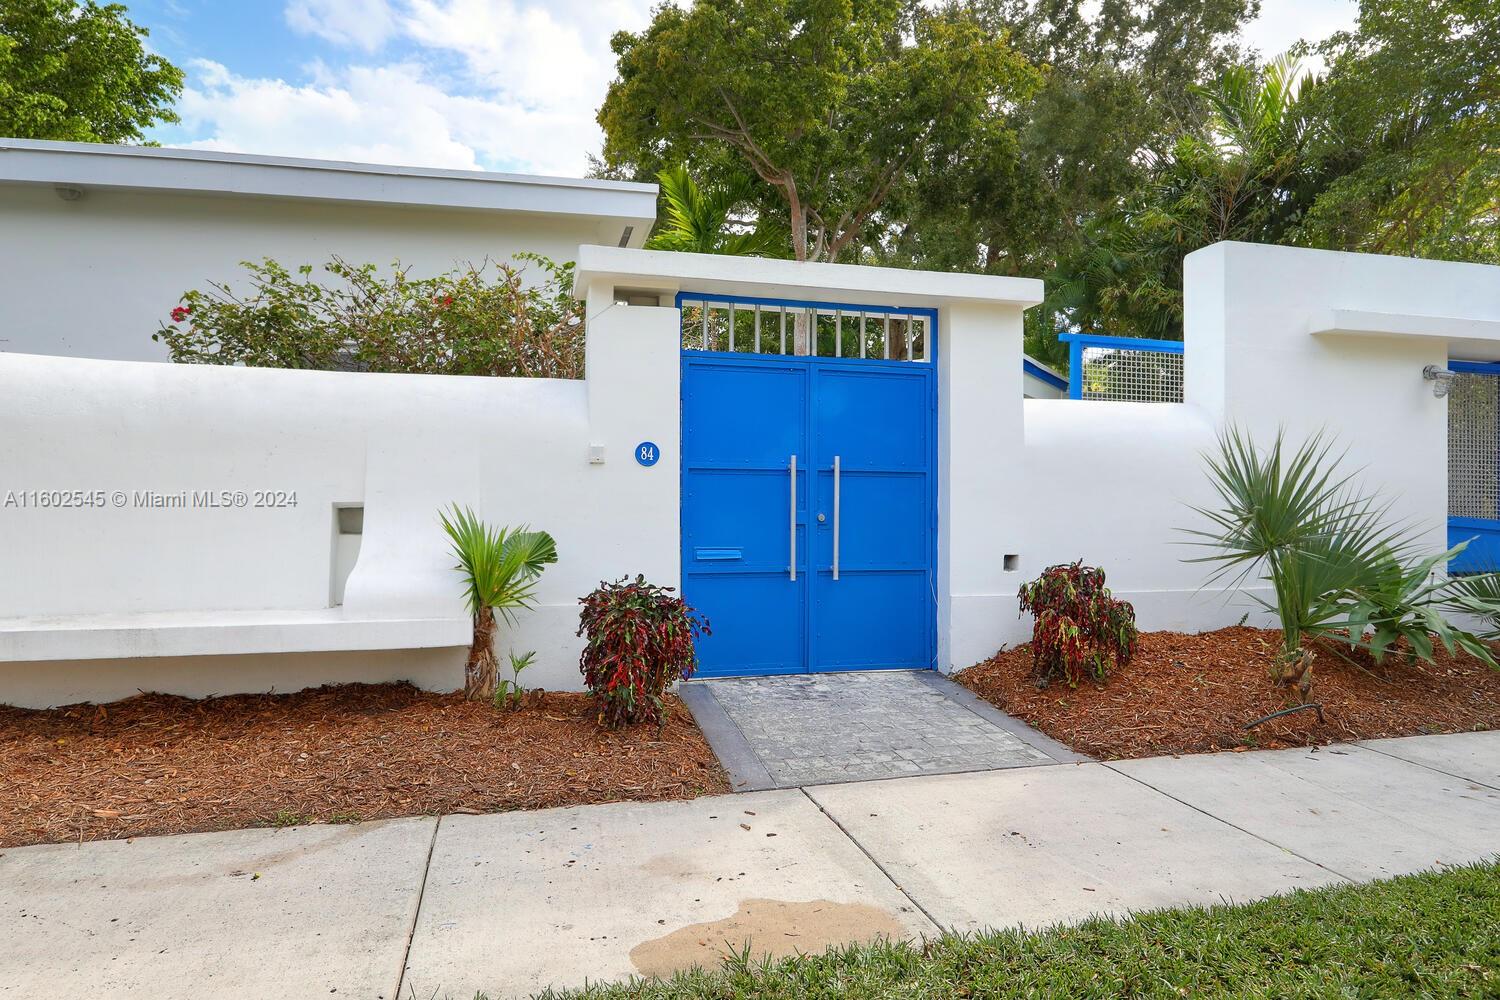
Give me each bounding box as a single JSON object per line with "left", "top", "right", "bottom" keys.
{"left": 694, "top": 546, "right": 743, "bottom": 561}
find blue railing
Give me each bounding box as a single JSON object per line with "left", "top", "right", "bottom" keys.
{"left": 1058, "top": 332, "right": 1184, "bottom": 401}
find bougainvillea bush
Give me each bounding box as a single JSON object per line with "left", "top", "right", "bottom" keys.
{"left": 577, "top": 576, "right": 710, "bottom": 729}
{"left": 1017, "top": 562, "right": 1138, "bottom": 687}
{"left": 153, "top": 254, "right": 583, "bottom": 379}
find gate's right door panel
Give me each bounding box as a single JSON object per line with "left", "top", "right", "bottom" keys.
{"left": 810, "top": 365, "right": 934, "bottom": 671}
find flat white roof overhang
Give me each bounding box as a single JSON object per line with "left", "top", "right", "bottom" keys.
{"left": 574, "top": 245, "right": 1045, "bottom": 311}
{"left": 1309, "top": 308, "right": 1500, "bottom": 362}
{"left": 0, "top": 139, "right": 659, "bottom": 244}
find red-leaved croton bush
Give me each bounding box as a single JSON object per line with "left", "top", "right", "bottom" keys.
{"left": 577, "top": 575, "right": 710, "bottom": 729}
{"left": 1017, "top": 561, "right": 1138, "bottom": 687}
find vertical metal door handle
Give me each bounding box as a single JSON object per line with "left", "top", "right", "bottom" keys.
{"left": 789, "top": 454, "right": 797, "bottom": 582}
{"left": 832, "top": 455, "right": 841, "bottom": 581}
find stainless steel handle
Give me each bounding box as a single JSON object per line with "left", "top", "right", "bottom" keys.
{"left": 832, "top": 454, "right": 841, "bottom": 581}
{"left": 788, "top": 454, "right": 797, "bottom": 582}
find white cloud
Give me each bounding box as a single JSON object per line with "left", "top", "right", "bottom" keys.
{"left": 176, "top": 57, "right": 605, "bottom": 176}
{"left": 1241, "top": 0, "right": 1357, "bottom": 70}
{"left": 167, "top": 0, "right": 657, "bottom": 176}
{"left": 400, "top": 0, "right": 649, "bottom": 108}
{"left": 285, "top": 0, "right": 400, "bottom": 52}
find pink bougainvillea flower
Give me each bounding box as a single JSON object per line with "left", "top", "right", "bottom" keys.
{"left": 170, "top": 306, "right": 191, "bottom": 323}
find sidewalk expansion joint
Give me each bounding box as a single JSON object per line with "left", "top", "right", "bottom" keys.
{"left": 394, "top": 815, "right": 443, "bottom": 1000}
{"left": 798, "top": 786, "right": 947, "bottom": 935}
{"left": 1100, "top": 761, "right": 1358, "bottom": 884}
{"left": 1356, "top": 741, "right": 1500, "bottom": 791}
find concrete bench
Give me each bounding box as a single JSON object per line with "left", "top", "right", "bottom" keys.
{"left": 0, "top": 608, "right": 470, "bottom": 662}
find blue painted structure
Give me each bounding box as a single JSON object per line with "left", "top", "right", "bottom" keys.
{"left": 1448, "top": 517, "right": 1500, "bottom": 573}
{"left": 679, "top": 295, "right": 938, "bottom": 677}
{"left": 1447, "top": 359, "right": 1500, "bottom": 573}
{"left": 1023, "top": 358, "right": 1067, "bottom": 391}
{"left": 1058, "top": 332, "right": 1183, "bottom": 400}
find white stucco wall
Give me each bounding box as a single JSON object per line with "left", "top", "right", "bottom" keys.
{"left": 952, "top": 242, "right": 1497, "bottom": 665}
{"left": 3, "top": 240, "right": 1496, "bottom": 705}
{"left": 1186, "top": 241, "right": 1464, "bottom": 558}
{"left": 0, "top": 184, "right": 630, "bottom": 363}
{"left": 939, "top": 301, "right": 1031, "bottom": 669}
{"left": 0, "top": 293, "right": 681, "bottom": 706}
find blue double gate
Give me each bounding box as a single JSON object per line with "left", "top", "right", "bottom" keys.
{"left": 679, "top": 295, "right": 938, "bottom": 677}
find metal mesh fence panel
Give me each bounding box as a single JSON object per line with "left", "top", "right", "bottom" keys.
{"left": 1079, "top": 346, "right": 1184, "bottom": 402}
{"left": 1449, "top": 372, "right": 1499, "bottom": 519}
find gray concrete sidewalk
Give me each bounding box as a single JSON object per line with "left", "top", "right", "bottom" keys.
{"left": 2, "top": 732, "right": 1496, "bottom": 1000}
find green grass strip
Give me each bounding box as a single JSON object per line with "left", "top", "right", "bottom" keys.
{"left": 520, "top": 861, "right": 1498, "bottom": 999}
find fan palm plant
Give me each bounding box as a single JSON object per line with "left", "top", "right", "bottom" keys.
{"left": 1444, "top": 571, "right": 1500, "bottom": 641}
{"left": 1186, "top": 427, "right": 1498, "bottom": 698}
{"left": 440, "top": 504, "right": 558, "bottom": 701}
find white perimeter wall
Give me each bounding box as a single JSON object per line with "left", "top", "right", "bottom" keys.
{"left": 945, "top": 241, "right": 1500, "bottom": 669}
{"left": 0, "top": 295, "right": 681, "bottom": 706}
{"left": 0, "top": 184, "right": 616, "bottom": 363}
{"left": 3, "top": 240, "right": 1496, "bottom": 705}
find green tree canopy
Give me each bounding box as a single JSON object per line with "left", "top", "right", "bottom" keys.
{"left": 1050, "top": 55, "right": 1322, "bottom": 341}
{"left": 885, "top": 0, "right": 1259, "bottom": 362}
{"left": 1047, "top": 0, "right": 1498, "bottom": 346}
{"left": 1295, "top": 0, "right": 1499, "bottom": 261}
{"left": 0, "top": 0, "right": 183, "bottom": 143}
{"left": 599, "top": 0, "right": 1041, "bottom": 262}
{"left": 894, "top": 0, "right": 1257, "bottom": 274}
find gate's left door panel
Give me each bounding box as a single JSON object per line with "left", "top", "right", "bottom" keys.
{"left": 681, "top": 357, "right": 808, "bottom": 676}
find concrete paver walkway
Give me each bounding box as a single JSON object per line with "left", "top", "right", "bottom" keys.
{"left": 681, "top": 670, "right": 1085, "bottom": 789}
{"left": 2, "top": 731, "right": 1497, "bottom": 1000}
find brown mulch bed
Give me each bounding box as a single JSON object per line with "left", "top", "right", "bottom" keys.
{"left": 0, "top": 683, "right": 729, "bottom": 849}
{"left": 958, "top": 626, "right": 1500, "bottom": 760}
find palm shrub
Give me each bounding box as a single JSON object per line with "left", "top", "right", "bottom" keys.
{"left": 1187, "top": 428, "right": 1499, "bottom": 698}
{"left": 577, "top": 575, "right": 710, "bottom": 729}
{"left": 440, "top": 505, "right": 558, "bottom": 701}
{"left": 1444, "top": 572, "right": 1500, "bottom": 640}
{"left": 644, "top": 166, "right": 786, "bottom": 257}
{"left": 1017, "top": 562, "right": 1138, "bottom": 687}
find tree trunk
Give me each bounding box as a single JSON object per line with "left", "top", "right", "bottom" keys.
{"left": 465, "top": 606, "right": 498, "bottom": 701}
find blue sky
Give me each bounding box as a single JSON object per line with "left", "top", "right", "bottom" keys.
{"left": 131, "top": 0, "right": 1358, "bottom": 179}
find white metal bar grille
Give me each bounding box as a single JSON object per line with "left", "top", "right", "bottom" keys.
{"left": 1078, "top": 346, "right": 1183, "bottom": 402}
{"left": 1449, "top": 372, "right": 1499, "bottom": 519}
{"left": 678, "top": 297, "right": 931, "bottom": 364}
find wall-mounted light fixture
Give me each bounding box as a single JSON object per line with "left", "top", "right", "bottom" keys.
{"left": 1423, "top": 364, "right": 1458, "bottom": 397}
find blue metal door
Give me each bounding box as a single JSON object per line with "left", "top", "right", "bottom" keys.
{"left": 809, "top": 364, "right": 935, "bottom": 671}
{"left": 680, "top": 297, "right": 936, "bottom": 677}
